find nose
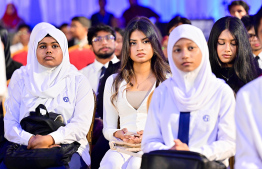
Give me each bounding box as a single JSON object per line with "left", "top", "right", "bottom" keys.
{"left": 225, "top": 43, "right": 231, "bottom": 52}
{"left": 46, "top": 46, "right": 52, "bottom": 54}
{"left": 137, "top": 42, "right": 144, "bottom": 51}
{"left": 181, "top": 49, "right": 189, "bottom": 59}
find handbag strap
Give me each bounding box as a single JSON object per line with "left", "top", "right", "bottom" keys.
{"left": 35, "top": 104, "right": 49, "bottom": 117}
{"left": 177, "top": 112, "right": 190, "bottom": 145}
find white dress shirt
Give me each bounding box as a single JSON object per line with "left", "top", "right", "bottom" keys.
{"left": 103, "top": 74, "right": 156, "bottom": 141}
{"left": 4, "top": 72, "right": 94, "bottom": 165}
{"left": 141, "top": 81, "right": 236, "bottom": 167}
{"left": 80, "top": 55, "right": 119, "bottom": 94}
{"left": 235, "top": 77, "right": 262, "bottom": 169}
{"left": 10, "top": 42, "right": 24, "bottom": 54}
{"left": 253, "top": 51, "right": 262, "bottom": 69}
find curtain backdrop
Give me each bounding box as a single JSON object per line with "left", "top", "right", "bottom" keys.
{"left": 0, "top": 0, "right": 261, "bottom": 27}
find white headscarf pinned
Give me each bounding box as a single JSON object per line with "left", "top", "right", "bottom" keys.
{"left": 165, "top": 24, "right": 224, "bottom": 112}
{"left": 19, "top": 22, "right": 79, "bottom": 107}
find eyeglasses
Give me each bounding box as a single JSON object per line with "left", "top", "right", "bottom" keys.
{"left": 92, "top": 35, "right": 115, "bottom": 43}
{"left": 248, "top": 33, "right": 257, "bottom": 41}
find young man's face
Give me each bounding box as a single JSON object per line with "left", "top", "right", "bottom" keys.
{"left": 229, "top": 5, "right": 247, "bottom": 19}
{"left": 247, "top": 27, "right": 262, "bottom": 53}
{"left": 258, "top": 18, "right": 262, "bottom": 44}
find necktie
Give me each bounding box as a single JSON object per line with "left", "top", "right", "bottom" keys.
{"left": 177, "top": 112, "right": 190, "bottom": 145}
{"left": 255, "top": 56, "right": 260, "bottom": 67}
{"left": 100, "top": 66, "right": 106, "bottom": 79}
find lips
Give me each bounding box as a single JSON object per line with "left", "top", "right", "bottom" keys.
{"left": 182, "top": 62, "right": 192, "bottom": 66}
{"left": 136, "top": 53, "right": 146, "bottom": 57}
{"left": 100, "top": 47, "right": 110, "bottom": 52}
{"left": 44, "top": 56, "right": 54, "bottom": 60}
{"left": 222, "top": 54, "right": 231, "bottom": 58}
{"left": 254, "top": 43, "right": 261, "bottom": 47}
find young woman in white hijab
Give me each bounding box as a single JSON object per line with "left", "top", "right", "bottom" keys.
{"left": 141, "top": 24, "right": 236, "bottom": 167}
{"left": 1, "top": 22, "right": 94, "bottom": 169}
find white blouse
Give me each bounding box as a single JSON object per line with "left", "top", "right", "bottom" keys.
{"left": 103, "top": 74, "right": 155, "bottom": 141}
{"left": 4, "top": 70, "right": 94, "bottom": 165}
{"left": 235, "top": 77, "right": 262, "bottom": 168}
{"left": 141, "top": 81, "right": 236, "bottom": 166}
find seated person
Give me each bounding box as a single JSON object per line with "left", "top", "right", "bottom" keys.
{"left": 99, "top": 17, "right": 170, "bottom": 169}
{"left": 141, "top": 24, "right": 236, "bottom": 167}
{"left": 1, "top": 22, "right": 94, "bottom": 169}
{"left": 241, "top": 15, "right": 262, "bottom": 68}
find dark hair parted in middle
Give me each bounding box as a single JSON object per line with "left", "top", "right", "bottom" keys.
{"left": 87, "top": 24, "right": 116, "bottom": 45}
{"left": 111, "top": 17, "right": 170, "bottom": 105}
{"left": 208, "top": 16, "right": 260, "bottom": 90}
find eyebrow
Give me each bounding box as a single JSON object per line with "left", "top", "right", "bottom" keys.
{"left": 38, "top": 41, "right": 59, "bottom": 46}
{"left": 130, "top": 37, "right": 148, "bottom": 41}
{"left": 218, "top": 38, "right": 236, "bottom": 41}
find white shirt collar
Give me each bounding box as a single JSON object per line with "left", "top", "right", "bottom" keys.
{"left": 74, "top": 36, "right": 88, "bottom": 47}
{"left": 93, "top": 55, "right": 119, "bottom": 72}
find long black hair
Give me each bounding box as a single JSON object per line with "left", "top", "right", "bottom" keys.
{"left": 208, "top": 16, "right": 260, "bottom": 84}
{"left": 111, "top": 17, "right": 170, "bottom": 106}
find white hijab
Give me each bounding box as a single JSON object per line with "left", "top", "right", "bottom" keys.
{"left": 19, "top": 22, "right": 79, "bottom": 107}
{"left": 165, "top": 24, "right": 224, "bottom": 112}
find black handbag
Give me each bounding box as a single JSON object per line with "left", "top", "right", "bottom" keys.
{"left": 141, "top": 150, "right": 226, "bottom": 169}
{"left": 3, "top": 104, "right": 80, "bottom": 169}
{"left": 20, "top": 104, "right": 65, "bottom": 135}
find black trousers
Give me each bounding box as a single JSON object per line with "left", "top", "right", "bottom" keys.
{"left": 91, "top": 135, "right": 109, "bottom": 169}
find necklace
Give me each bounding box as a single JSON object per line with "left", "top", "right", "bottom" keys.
{"left": 136, "top": 73, "right": 153, "bottom": 89}
{"left": 220, "top": 73, "right": 233, "bottom": 81}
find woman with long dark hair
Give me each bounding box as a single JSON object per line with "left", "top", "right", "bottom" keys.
{"left": 99, "top": 17, "right": 170, "bottom": 169}
{"left": 208, "top": 16, "right": 260, "bottom": 93}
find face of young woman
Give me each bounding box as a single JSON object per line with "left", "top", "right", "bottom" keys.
{"left": 216, "top": 29, "right": 237, "bottom": 67}
{"left": 36, "top": 36, "right": 63, "bottom": 68}
{"left": 129, "top": 30, "right": 154, "bottom": 64}
{"left": 172, "top": 38, "right": 202, "bottom": 72}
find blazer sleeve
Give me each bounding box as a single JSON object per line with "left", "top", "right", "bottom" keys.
{"left": 102, "top": 75, "right": 121, "bottom": 141}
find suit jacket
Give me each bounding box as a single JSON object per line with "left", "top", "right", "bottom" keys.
{"left": 96, "top": 61, "right": 120, "bottom": 119}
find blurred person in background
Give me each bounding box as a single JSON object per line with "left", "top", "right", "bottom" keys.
{"left": 59, "top": 23, "right": 73, "bottom": 42}
{"left": 68, "top": 16, "right": 91, "bottom": 48}
{"left": 228, "top": 0, "right": 249, "bottom": 19}
{"left": 91, "top": 0, "right": 115, "bottom": 27}
{"left": 10, "top": 24, "right": 30, "bottom": 54}
{"left": 166, "top": 15, "right": 191, "bottom": 35}
{"left": 122, "top": 0, "right": 160, "bottom": 26}
{"left": 241, "top": 15, "right": 262, "bottom": 68}
{"left": 114, "top": 27, "right": 124, "bottom": 60}
{"left": 0, "top": 3, "right": 25, "bottom": 43}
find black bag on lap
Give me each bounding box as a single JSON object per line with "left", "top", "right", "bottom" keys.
{"left": 3, "top": 104, "right": 80, "bottom": 169}
{"left": 141, "top": 150, "right": 226, "bottom": 169}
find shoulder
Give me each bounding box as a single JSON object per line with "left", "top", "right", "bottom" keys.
{"left": 237, "top": 77, "right": 262, "bottom": 99}
{"left": 153, "top": 79, "right": 171, "bottom": 97}
{"left": 8, "top": 66, "right": 26, "bottom": 89}
{"left": 105, "top": 73, "right": 118, "bottom": 86}
{"left": 79, "top": 63, "right": 94, "bottom": 73}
